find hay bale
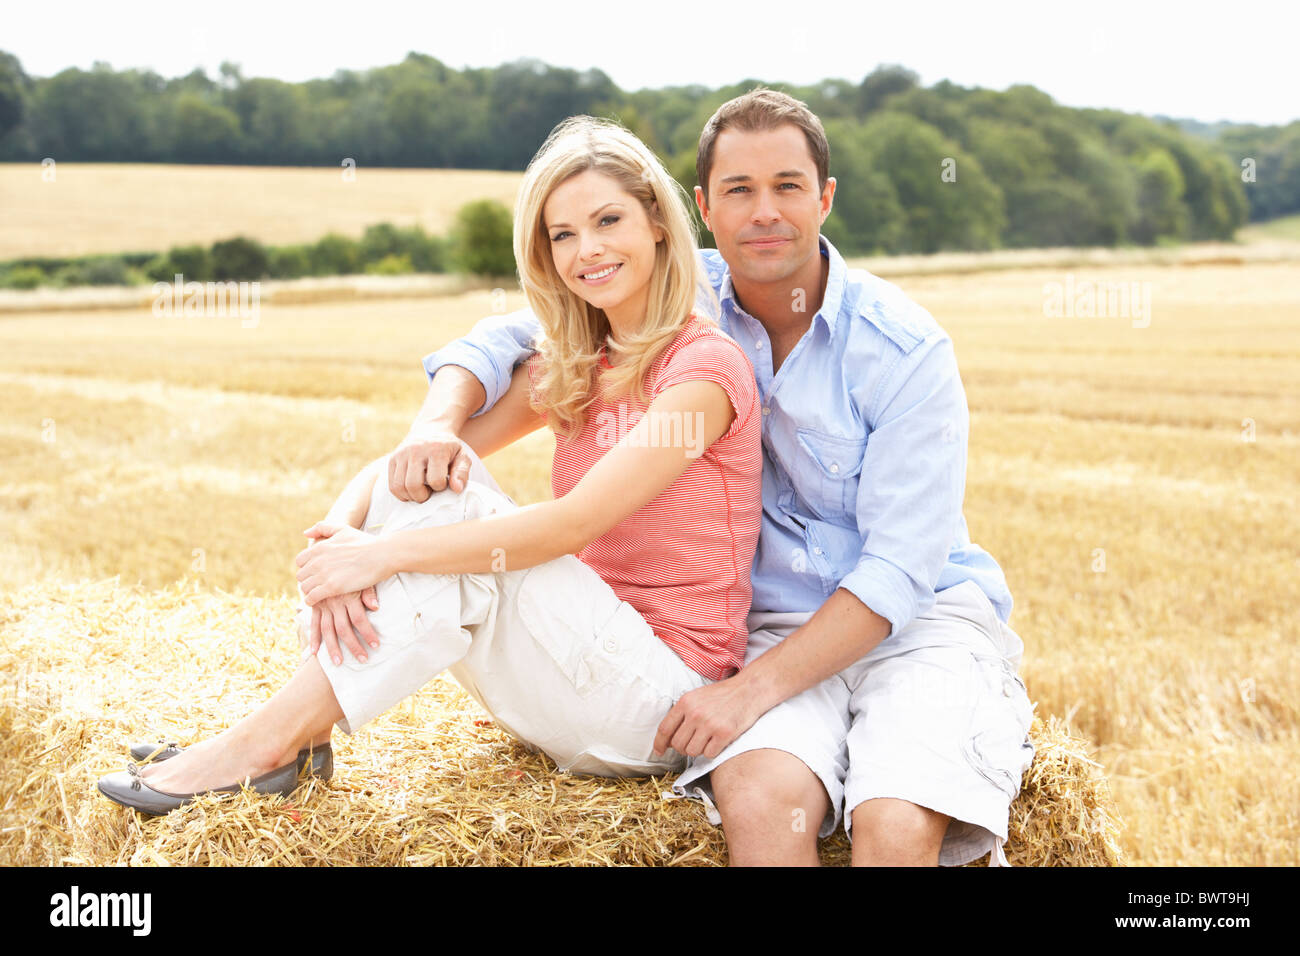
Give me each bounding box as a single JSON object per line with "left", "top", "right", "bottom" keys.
{"left": 0, "top": 579, "right": 1121, "bottom": 866}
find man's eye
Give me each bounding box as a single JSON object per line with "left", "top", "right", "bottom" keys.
{"left": 778, "top": 182, "right": 800, "bottom": 190}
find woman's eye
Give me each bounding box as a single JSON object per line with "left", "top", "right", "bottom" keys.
{"left": 599, "top": 215, "right": 620, "bottom": 226}
{"left": 550, "top": 231, "right": 571, "bottom": 242}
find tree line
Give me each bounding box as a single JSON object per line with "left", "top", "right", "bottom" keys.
{"left": 1, "top": 52, "right": 1293, "bottom": 255}
{"left": 0, "top": 201, "right": 516, "bottom": 289}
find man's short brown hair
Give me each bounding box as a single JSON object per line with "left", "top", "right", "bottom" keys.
{"left": 696, "top": 88, "right": 830, "bottom": 204}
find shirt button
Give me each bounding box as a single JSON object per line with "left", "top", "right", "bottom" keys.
{"left": 604, "top": 638, "right": 617, "bottom": 653}
{"left": 754, "top": 341, "right": 764, "bottom": 350}
{"left": 1002, "top": 679, "right": 1014, "bottom": 698}
{"left": 762, "top": 406, "right": 770, "bottom": 416}
{"left": 813, "top": 547, "right": 824, "bottom": 556}
{"left": 829, "top": 463, "right": 840, "bottom": 474}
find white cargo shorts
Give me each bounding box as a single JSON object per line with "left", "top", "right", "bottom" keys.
{"left": 295, "top": 448, "right": 709, "bottom": 778}
{"left": 671, "top": 580, "right": 1036, "bottom": 866}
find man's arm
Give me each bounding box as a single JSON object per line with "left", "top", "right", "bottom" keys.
{"left": 390, "top": 308, "right": 543, "bottom": 501}
{"left": 655, "top": 332, "right": 970, "bottom": 757}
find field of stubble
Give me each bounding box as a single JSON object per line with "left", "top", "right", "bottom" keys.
{"left": 0, "top": 260, "right": 1296, "bottom": 865}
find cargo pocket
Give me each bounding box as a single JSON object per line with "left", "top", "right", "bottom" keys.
{"left": 514, "top": 559, "right": 630, "bottom": 699}
{"left": 343, "top": 570, "right": 460, "bottom": 671}
{"left": 963, "top": 655, "right": 1035, "bottom": 798}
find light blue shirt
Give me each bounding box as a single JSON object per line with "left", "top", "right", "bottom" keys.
{"left": 421, "top": 236, "right": 1013, "bottom": 637}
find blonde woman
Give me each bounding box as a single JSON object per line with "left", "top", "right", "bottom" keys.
{"left": 97, "top": 117, "right": 763, "bottom": 814}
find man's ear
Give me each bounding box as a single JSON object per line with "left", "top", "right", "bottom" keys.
{"left": 693, "top": 185, "right": 712, "bottom": 232}
{"left": 819, "top": 177, "right": 837, "bottom": 226}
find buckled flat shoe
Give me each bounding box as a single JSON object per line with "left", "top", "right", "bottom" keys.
{"left": 128, "top": 739, "right": 333, "bottom": 781}
{"left": 97, "top": 759, "right": 302, "bottom": 816}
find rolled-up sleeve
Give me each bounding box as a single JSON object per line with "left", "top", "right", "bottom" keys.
{"left": 420, "top": 308, "right": 543, "bottom": 417}
{"left": 836, "top": 332, "right": 968, "bottom": 637}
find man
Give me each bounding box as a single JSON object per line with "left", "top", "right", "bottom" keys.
{"left": 360, "top": 90, "right": 1034, "bottom": 866}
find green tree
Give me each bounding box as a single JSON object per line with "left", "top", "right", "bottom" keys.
{"left": 1131, "top": 148, "right": 1188, "bottom": 243}
{"left": 856, "top": 65, "right": 919, "bottom": 116}
{"left": 451, "top": 200, "right": 516, "bottom": 276}
{"left": 860, "top": 112, "right": 1004, "bottom": 253}
{"left": 0, "top": 51, "right": 30, "bottom": 142}
{"left": 822, "top": 120, "right": 907, "bottom": 254}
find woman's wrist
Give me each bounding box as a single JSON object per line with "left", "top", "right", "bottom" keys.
{"left": 369, "top": 533, "right": 398, "bottom": 582}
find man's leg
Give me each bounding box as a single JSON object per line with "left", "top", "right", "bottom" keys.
{"left": 841, "top": 581, "right": 1035, "bottom": 867}
{"left": 849, "top": 798, "right": 950, "bottom": 866}
{"left": 670, "top": 611, "right": 851, "bottom": 866}
{"left": 711, "top": 749, "right": 830, "bottom": 866}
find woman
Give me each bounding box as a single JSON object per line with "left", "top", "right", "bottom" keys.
{"left": 97, "top": 116, "right": 763, "bottom": 814}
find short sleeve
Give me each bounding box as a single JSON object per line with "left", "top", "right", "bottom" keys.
{"left": 652, "top": 330, "right": 759, "bottom": 442}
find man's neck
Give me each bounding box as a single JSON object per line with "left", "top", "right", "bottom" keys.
{"left": 729, "top": 246, "right": 830, "bottom": 345}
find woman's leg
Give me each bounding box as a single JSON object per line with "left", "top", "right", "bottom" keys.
{"left": 137, "top": 450, "right": 509, "bottom": 794}
{"left": 140, "top": 656, "right": 343, "bottom": 793}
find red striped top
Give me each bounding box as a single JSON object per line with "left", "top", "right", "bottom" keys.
{"left": 528, "top": 315, "right": 762, "bottom": 680}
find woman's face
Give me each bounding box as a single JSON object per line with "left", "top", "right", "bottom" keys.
{"left": 543, "top": 169, "right": 664, "bottom": 332}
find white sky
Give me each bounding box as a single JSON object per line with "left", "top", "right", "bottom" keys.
{"left": 6, "top": 0, "right": 1297, "bottom": 125}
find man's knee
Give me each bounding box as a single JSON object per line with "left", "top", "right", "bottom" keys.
{"left": 711, "top": 750, "right": 829, "bottom": 864}
{"left": 849, "top": 797, "right": 949, "bottom": 866}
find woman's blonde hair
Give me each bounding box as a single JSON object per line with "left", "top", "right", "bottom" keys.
{"left": 514, "top": 115, "right": 716, "bottom": 436}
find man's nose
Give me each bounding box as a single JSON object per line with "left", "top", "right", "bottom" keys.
{"left": 751, "top": 188, "right": 781, "bottom": 224}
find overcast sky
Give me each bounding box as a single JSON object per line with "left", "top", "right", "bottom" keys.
{"left": 7, "top": 0, "right": 1297, "bottom": 125}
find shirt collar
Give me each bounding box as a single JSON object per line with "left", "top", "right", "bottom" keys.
{"left": 718, "top": 235, "right": 848, "bottom": 336}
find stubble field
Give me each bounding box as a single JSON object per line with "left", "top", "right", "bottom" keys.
{"left": 0, "top": 248, "right": 1296, "bottom": 865}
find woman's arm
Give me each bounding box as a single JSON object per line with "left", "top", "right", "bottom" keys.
{"left": 382, "top": 378, "right": 735, "bottom": 575}
{"left": 295, "top": 378, "right": 736, "bottom": 603}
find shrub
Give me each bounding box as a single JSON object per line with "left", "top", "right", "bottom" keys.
{"left": 450, "top": 200, "right": 516, "bottom": 277}
{"left": 1, "top": 265, "right": 46, "bottom": 289}
{"left": 55, "top": 256, "right": 129, "bottom": 286}
{"left": 166, "top": 244, "right": 212, "bottom": 282}
{"left": 359, "top": 223, "right": 405, "bottom": 263}
{"left": 404, "top": 229, "right": 447, "bottom": 273}
{"left": 309, "top": 234, "right": 361, "bottom": 275}
{"left": 365, "top": 254, "right": 414, "bottom": 276}
{"left": 268, "top": 245, "right": 311, "bottom": 279}
{"left": 210, "top": 236, "right": 270, "bottom": 280}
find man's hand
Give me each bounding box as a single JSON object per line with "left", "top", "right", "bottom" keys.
{"left": 302, "top": 588, "right": 380, "bottom": 667}
{"left": 388, "top": 425, "right": 474, "bottom": 502}
{"left": 653, "top": 675, "right": 770, "bottom": 760}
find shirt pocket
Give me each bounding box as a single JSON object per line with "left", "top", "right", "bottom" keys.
{"left": 795, "top": 427, "right": 868, "bottom": 524}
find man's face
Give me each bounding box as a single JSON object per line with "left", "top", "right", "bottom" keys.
{"left": 695, "top": 123, "right": 835, "bottom": 287}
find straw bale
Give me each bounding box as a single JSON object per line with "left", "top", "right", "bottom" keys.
{"left": 0, "top": 579, "right": 1122, "bottom": 866}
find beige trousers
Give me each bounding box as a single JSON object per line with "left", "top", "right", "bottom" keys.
{"left": 296, "top": 448, "right": 708, "bottom": 777}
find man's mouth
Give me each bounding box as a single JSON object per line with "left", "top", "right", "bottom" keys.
{"left": 745, "top": 237, "right": 791, "bottom": 248}
{"left": 579, "top": 263, "right": 622, "bottom": 283}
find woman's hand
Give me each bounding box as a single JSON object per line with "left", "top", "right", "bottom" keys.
{"left": 295, "top": 523, "right": 389, "bottom": 607}
{"left": 301, "top": 588, "right": 380, "bottom": 667}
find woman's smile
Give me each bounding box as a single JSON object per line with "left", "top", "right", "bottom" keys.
{"left": 578, "top": 262, "right": 623, "bottom": 284}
